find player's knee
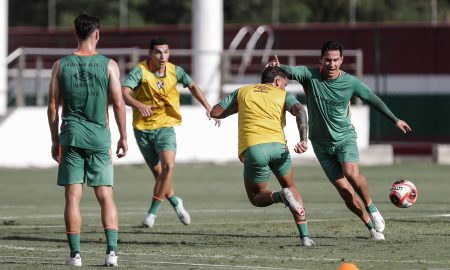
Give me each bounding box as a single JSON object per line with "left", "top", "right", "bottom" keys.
{"left": 344, "top": 170, "right": 360, "bottom": 182}
{"left": 160, "top": 162, "right": 174, "bottom": 173}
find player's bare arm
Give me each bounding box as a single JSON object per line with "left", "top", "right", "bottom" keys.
{"left": 188, "top": 81, "right": 221, "bottom": 127}
{"left": 121, "top": 86, "right": 159, "bottom": 117}
{"left": 47, "top": 60, "right": 61, "bottom": 163}
{"left": 210, "top": 100, "right": 238, "bottom": 119}
{"left": 290, "top": 103, "right": 308, "bottom": 154}
{"left": 108, "top": 59, "right": 128, "bottom": 158}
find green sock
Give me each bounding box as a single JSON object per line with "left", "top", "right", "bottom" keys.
{"left": 148, "top": 198, "right": 162, "bottom": 214}
{"left": 366, "top": 202, "right": 378, "bottom": 214}
{"left": 366, "top": 220, "right": 375, "bottom": 230}
{"left": 167, "top": 194, "right": 179, "bottom": 207}
{"left": 271, "top": 191, "right": 283, "bottom": 203}
{"left": 66, "top": 233, "right": 80, "bottom": 258}
{"left": 297, "top": 223, "right": 310, "bottom": 238}
{"left": 104, "top": 229, "right": 118, "bottom": 254}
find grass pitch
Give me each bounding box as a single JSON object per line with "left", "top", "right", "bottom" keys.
{"left": 0, "top": 163, "right": 449, "bottom": 269}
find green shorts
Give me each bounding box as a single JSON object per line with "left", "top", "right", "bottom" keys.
{"left": 312, "top": 138, "right": 359, "bottom": 182}
{"left": 243, "top": 142, "right": 292, "bottom": 183}
{"left": 57, "top": 146, "right": 113, "bottom": 187}
{"left": 134, "top": 127, "right": 177, "bottom": 167}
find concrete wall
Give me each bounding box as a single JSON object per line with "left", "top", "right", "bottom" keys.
{"left": 0, "top": 106, "right": 370, "bottom": 168}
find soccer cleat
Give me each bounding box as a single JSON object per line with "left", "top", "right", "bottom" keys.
{"left": 105, "top": 251, "right": 118, "bottom": 267}
{"left": 301, "top": 236, "right": 316, "bottom": 247}
{"left": 174, "top": 198, "right": 191, "bottom": 225}
{"left": 280, "top": 188, "right": 305, "bottom": 216}
{"left": 369, "top": 211, "right": 385, "bottom": 232}
{"left": 65, "top": 253, "right": 82, "bottom": 266}
{"left": 369, "top": 228, "right": 385, "bottom": 241}
{"left": 142, "top": 213, "right": 157, "bottom": 227}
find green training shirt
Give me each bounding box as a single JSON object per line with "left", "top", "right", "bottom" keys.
{"left": 281, "top": 65, "right": 399, "bottom": 146}
{"left": 58, "top": 54, "right": 111, "bottom": 150}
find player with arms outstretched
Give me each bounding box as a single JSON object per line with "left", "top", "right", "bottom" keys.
{"left": 268, "top": 40, "right": 411, "bottom": 240}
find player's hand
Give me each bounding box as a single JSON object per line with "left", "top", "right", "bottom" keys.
{"left": 396, "top": 120, "right": 412, "bottom": 134}
{"left": 294, "top": 141, "right": 308, "bottom": 154}
{"left": 51, "top": 141, "right": 60, "bottom": 163}
{"left": 116, "top": 138, "right": 128, "bottom": 158}
{"left": 266, "top": 55, "right": 281, "bottom": 67}
{"left": 138, "top": 104, "right": 159, "bottom": 117}
{"left": 206, "top": 109, "right": 221, "bottom": 127}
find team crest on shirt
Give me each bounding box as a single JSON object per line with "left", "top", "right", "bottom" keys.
{"left": 156, "top": 80, "right": 164, "bottom": 90}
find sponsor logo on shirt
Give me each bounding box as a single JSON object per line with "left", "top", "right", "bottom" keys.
{"left": 72, "top": 71, "right": 95, "bottom": 81}
{"left": 253, "top": 85, "right": 270, "bottom": 93}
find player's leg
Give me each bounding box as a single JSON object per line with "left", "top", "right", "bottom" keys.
{"left": 244, "top": 180, "right": 273, "bottom": 206}
{"left": 94, "top": 186, "right": 119, "bottom": 266}
{"left": 64, "top": 184, "right": 83, "bottom": 266}
{"left": 312, "top": 141, "right": 384, "bottom": 240}
{"left": 86, "top": 149, "right": 119, "bottom": 266}
{"left": 58, "top": 146, "right": 85, "bottom": 266}
{"left": 243, "top": 144, "right": 274, "bottom": 206}
{"left": 332, "top": 176, "right": 371, "bottom": 224}
{"left": 342, "top": 162, "right": 385, "bottom": 233}
{"left": 338, "top": 139, "right": 385, "bottom": 233}
{"left": 134, "top": 129, "right": 164, "bottom": 227}
{"left": 243, "top": 143, "right": 297, "bottom": 207}
{"left": 154, "top": 127, "right": 190, "bottom": 225}
{"left": 275, "top": 171, "right": 315, "bottom": 246}
{"left": 270, "top": 143, "right": 314, "bottom": 246}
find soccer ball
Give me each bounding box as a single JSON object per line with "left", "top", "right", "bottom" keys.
{"left": 389, "top": 180, "right": 418, "bottom": 208}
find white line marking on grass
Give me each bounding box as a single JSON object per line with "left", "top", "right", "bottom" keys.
{"left": 0, "top": 255, "right": 310, "bottom": 270}
{"left": 425, "top": 214, "right": 450, "bottom": 217}
{"left": 1, "top": 245, "right": 447, "bottom": 267}
{"left": 0, "top": 209, "right": 450, "bottom": 225}
{"left": 120, "top": 259, "right": 310, "bottom": 270}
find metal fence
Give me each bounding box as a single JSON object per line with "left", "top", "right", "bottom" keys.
{"left": 6, "top": 47, "right": 363, "bottom": 106}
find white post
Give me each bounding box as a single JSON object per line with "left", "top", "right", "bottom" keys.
{"left": 0, "top": 0, "right": 8, "bottom": 115}
{"left": 192, "top": 0, "right": 223, "bottom": 104}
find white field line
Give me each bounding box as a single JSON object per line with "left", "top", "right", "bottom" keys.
{"left": 0, "top": 255, "right": 309, "bottom": 270}
{"left": 1, "top": 207, "right": 450, "bottom": 220}
{"left": 0, "top": 212, "right": 449, "bottom": 229}
{"left": 1, "top": 245, "right": 448, "bottom": 267}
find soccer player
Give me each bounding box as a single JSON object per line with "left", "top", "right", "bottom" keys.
{"left": 47, "top": 13, "right": 127, "bottom": 266}
{"left": 210, "top": 66, "right": 315, "bottom": 247}
{"left": 122, "top": 37, "right": 220, "bottom": 228}
{"left": 268, "top": 40, "right": 412, "bottom": 240}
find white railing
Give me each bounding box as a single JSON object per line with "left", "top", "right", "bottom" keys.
{"left": 6, "top": 47, "right": 363, "bottom": 106}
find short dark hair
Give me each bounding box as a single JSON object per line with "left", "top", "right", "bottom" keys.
{"left": 149, "top": 37, "right": 169, "bottom": 51}
{"left": 261, "top": 66, "right": 287, "bottom": 84}
{"left": 321, "top": 40, "right": 343, "bottom": 57}
{"left": 74, "top": 12, "right": 100, "bottom": 40}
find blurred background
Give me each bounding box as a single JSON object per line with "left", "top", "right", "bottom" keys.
{"left": 2, "top": 0, "right": 450, "bottom": 167}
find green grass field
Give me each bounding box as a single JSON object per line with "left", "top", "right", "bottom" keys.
{"left": 0, "top": 163, "right": 449, "bottom": 270}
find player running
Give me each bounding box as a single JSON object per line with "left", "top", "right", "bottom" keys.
{"left": 268, "top": 40, "right": 412, "bottom": 240}
{"left": 122, "top": 37, "right": 220, "bottom": 228}
{"left": 210, "top": 66, "right": 315, "bottom": 247}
